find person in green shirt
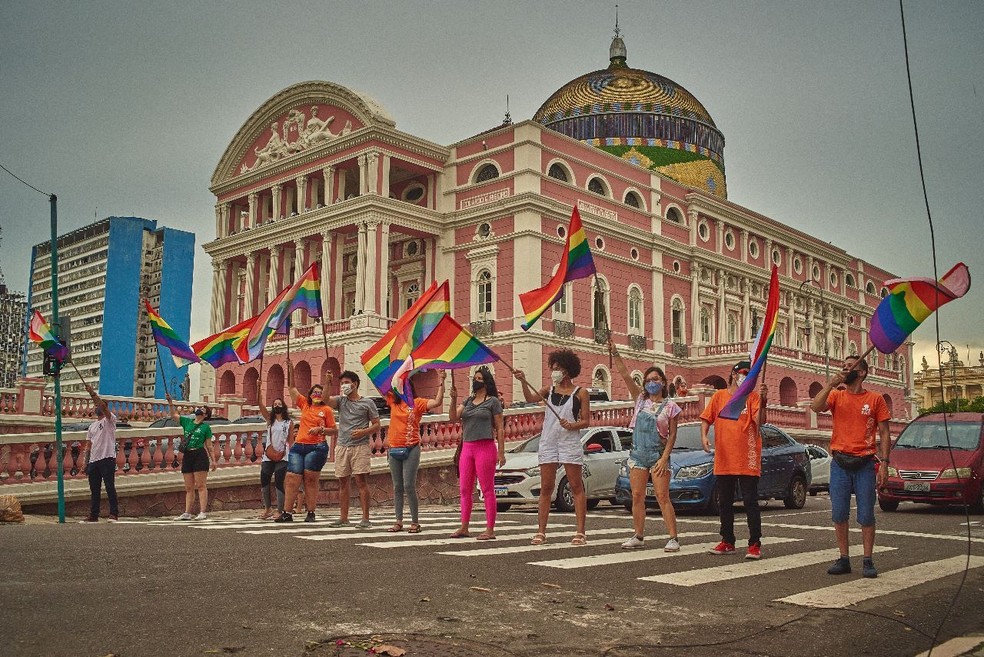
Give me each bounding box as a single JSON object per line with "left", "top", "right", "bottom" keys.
{"left": 166, "top": 394, "right": 216, "bottom": 521}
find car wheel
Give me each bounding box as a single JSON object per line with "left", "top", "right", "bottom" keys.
{"left": 623, "top": 500, "right": 633, "bottom": 512}
{"left": 969, "top": 486, "right": 984, "bottom": 514}
{"left": 495, "top": 502, "right": 512, "bottom": 512}
{"left": 555, "top": 477, "right": 575, "bottom": 512}
{"left": 705, "top": 482, "right": 720, "bottom": 515}
{"left": 784, "top": 476, "right": 807, "bottom": 509}
{"left": 878, "top": 498, "right": 900, "bottom": 512}
{"left": 809, "top": 490, "right": 818, "bottom": 497}
{"left": 586, "top": 498, "right": 600, "bottom": 510}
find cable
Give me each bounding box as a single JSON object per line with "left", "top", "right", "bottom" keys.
{"left": 898, "top": 2, "right": 976, "bottom": 657}
{"left": 0, "top": 162, "right": 51, "bottom": 197}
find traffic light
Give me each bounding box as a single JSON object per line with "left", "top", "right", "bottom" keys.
{"left": 43, "top": 352, "right": 63, "bottom": 375}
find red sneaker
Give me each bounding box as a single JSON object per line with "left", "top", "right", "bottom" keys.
{"left": 745, "top": 543, "right": 762, "bottom": 560}
{"left": 708, "top": 541, "right": 736, "bottom": 555}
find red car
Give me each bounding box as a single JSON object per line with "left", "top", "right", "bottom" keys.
{"left": 878, "top": 412, "right": 984, "bottom": 513}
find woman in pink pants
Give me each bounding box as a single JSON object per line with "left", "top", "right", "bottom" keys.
{"left": 449, "top": 367, "right": 506, "bottom": 540}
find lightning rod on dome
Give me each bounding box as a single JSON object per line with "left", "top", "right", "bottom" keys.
{"left": 614, "top": 4, "right": 620, "bottom": 39}
{"left": 503, "top": 95, "right": 512, "bottom": 125}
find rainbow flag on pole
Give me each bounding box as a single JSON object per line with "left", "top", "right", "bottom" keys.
{"left": 869, "top": 263, "right": 971, "bottom": 354}
{"left": 361, "top": 280, "right": 450, "bottom": 395}
{"left": 28, "top": 310, "right": 69, "bottom": 361}
{"left": 519, "top": 206, "right": 596, "bottom": 330}
{"left": 193, "top": 317, "right": 254, "bottom": 367}
{"left": 721, "top": 265, "right": 780, "bottom": 420}
{"left": 267, "top": 262, "right": 322, "bottom": 333}
{"left": 144, "top": 300, "right": 201, "bottom": 368}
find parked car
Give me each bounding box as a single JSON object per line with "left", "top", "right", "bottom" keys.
{"left": 233, "top": 415, "right": 265, "bottom": 424}
{"left": 147, "top": 416, "right": 232, "bottom": 428}
{"left": 586, "top": 388, "right": 611, "bottom": 403}
{"left": 878, "top": 412, "right": 984, "bottom": 513}
{"left": 493, "top": 426, "right": 633, "bottom": 512}
{"left": 365, "top": 396, "right": 391, "bottom": 418}
{"left": 614, "top": 422, "right": 812, "bottom": 513}
{"left": 806, "top": 444, "right": 832, "bottom": 495}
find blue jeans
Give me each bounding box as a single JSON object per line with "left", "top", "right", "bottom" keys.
{"left": 830, "top": 458, "right": 877, "bottom": 526}
{"left": 287, "top": 442, "right": 329, "bottom": 474}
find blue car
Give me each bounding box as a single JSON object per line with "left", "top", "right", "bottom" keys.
{"left": 614, "top": 422, "right": 811, "bottom": 513}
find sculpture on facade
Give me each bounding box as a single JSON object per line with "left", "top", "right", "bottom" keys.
{"left": 241, "top": 107, "right": 352, "bottom": 174}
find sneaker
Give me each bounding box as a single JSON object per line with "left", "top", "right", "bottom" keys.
{"left": 664, "top": 537, "right": 681, "bottom": 553}
{"left": 827, "top": 556, "right": 852, "bottom": 575}
{"left": 621, "top": 535, "right": 645, "bottom": 550}
{"left": 193, "top": 512, "right": 207, "bottom": 521}
{"left": 108, "top": 514, "right": 119, "bottom": 523}
{"left": 356, "top": 519, "right": 373, "bottom": 529}
{"left": 79, "top": 516, "right": 98, "bottom": 523}
{"left": 304, "top": 512, "right": 316, "bottom": 523}
{"left": 274, "top": 512, "right": 293, "bottom": 523}
{"left": 862, "top": 558, "right": 878, "bottom": 578}
{"left": 175, "top": 512, "right": 194, "bottom": 521}
{"left": 709, "top": 541, "right": 736, "bottom": 555}
{"left": 745, "top": 543, "right": 762, "bottom": 560}
{"left": 328, "top": 519, "right": 351, "bottom": 528}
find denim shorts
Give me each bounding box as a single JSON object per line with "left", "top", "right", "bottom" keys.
{"left": 830, "top": 458, "right": 877, "bottom": 526}
{"left": 287, "top": 442, "right": 329, "bottom": 474}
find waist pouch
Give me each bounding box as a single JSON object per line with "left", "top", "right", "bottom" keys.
{"left": 832, "top": 451, "right": 874, "bottom": 471}
{"left": 388, "top": 446, "right": 414, "bottom": 461}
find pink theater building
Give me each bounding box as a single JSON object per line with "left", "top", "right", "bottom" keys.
{"left": 202, "top": 34, "right": 912, "bottom": 419}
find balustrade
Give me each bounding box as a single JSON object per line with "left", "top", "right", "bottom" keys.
{"left": 0, "top": 389, "right": 19, "bottom": 413}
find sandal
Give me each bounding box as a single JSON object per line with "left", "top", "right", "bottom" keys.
{"left": 387, "top": 523, "right": 403, "bottom": 533}
{"left": 258, "top": 510, "right": 274, "bottom": 520}
{"left": 476, "top": 531, "right": 496, "bottom": 541}
{"left": 571, "top": 533, "right": 587, "bottom": 546}
{"left": 407, "top": 523, "right": 422, "bottom": 534}
{"left": 449, "top": 528, "right": 470, "bottom": 538}
{"left": 530, "top": 532, "right": 547, "bottom": 545}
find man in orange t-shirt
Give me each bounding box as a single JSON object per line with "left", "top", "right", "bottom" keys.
{"left": 812, "top": 355, "right": 891, "bottom": 578}
{"left": 700, "top": 360, "right": 769, "bottom": 560}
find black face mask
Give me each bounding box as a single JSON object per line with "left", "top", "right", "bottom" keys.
{"left": 844, "top": 370, "right": 860, "bottom": 385}
{"left": 273, "top": 405, "right": 287, "bottom": 416}
{"left": 472, "top": 381, "right": 485, "bottom": 393}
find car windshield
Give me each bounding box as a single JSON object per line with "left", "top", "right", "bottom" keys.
{"left": 673, "top": 424, "right": 713, "bottom": 450}
{"left": 895, "top": 421, "right": 982, "bottom": 450}
{"left": 512, "top": 429, "right": 589, "bottom": 453}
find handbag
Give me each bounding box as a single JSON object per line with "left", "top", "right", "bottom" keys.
{"left": 177, "top": 435, "right": 187, "bottom": 454}
{"left": 265, "top": 444, "right": 286, "bottom": 461}
{"left": 388, "top": 446, "right": 411, "bottom": 461}
{"left": 453, "top": 441, "right": 463, "bottom": 478}
{"left": 832, "top": 451, "right": 873, "bottom": 472}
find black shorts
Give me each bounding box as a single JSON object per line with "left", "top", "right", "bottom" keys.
{"left": 181, "top": 448, "right": 210, "bottom": 473}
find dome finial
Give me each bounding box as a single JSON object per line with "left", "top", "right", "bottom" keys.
{"left": 609, "top": 4, "right": 627, "bottom": 68}
{"left": 502, "top": 94, "right": 512, "bottom": 125}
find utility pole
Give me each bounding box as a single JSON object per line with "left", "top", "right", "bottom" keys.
{"left": 49, "top": 194, "right": 65, "bottom": 522}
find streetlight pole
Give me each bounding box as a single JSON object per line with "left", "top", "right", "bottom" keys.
{"left": 799, "top": 279, "right": 829, "bottom": 379}
{"left": 937, "top": 340, "right": 959, "bottom": 412}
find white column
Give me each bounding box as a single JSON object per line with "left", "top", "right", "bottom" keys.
{"left": 221, "top": 203, "right": 231, "bottom": 238}
{"left": 740, "top": 229, "right": 749, "bottom": 263}
{"left": 230, "top": 261, "right": 242, "bottom": 324}
{"left": 715, "top": 222, "right": 724, "bottom": 255}
{"left": 355, "top": 222, "right": 367, "bottom": 312}
{"left": 381, "top": 155, "right": 391, "bottom": 198}
{"left": 268, "top": 245, "right": 281, "bottom": 299}
{"left": 378, "top": 222, "right": 390, "bottom": 315}
{"left": 332, "top": 234, "right": 344, "bottom": 318}
{"left": 358, "top": 154, "right": 368, "bottom": 195}
{"left": 294, "top": 239, "right": 307, "bottom": 322}
{"left": 742, "top": 277, "right": 750, "bottom": 340}
{"left": 247, "top": 193, "right": 258, "bottom": 229}
{"left": 690, "top": 263, "right": 701, "bottom": 344}
{"left": 258, "top": 253, "right": 269, "bottom": 307}
{"left": 367, "top": 152, "right": 379, "bottom": 195}
{"left": 214, "top": 205, "right": 223, "bottom": 239}
{"left": 272, "top": 184, "right": 282, "bottom": 221}
{"left": 245, "top": 253, "right": 257, "bottom": 318}
{"left": 717, "top": 269, "right": 727, "bottom": 343}
{"left": 210, "top": 261, "right": 223, "bottom": 331}
{"left": 424, "top": 236, "right": 434, "bottom": 285}
{"left": 296, "top": 176, "right": 308, "bottom": 212}
{"left": 323, "top": 166, "right": 334, "bottom": 205}
{"left": 364, "top": 221, "right": 378, "bottom": 313}
{"left": 320, "top": 231, "right": 332, "bottom": 319}
{"left": 217, "top": 261, "right": 230, "bottom": 328}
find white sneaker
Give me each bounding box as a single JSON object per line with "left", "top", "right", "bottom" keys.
{"left": 621, "top": 535, "right": 645, "bottom": 550}
{"left": 664, "top": 537, "right": 681, "bottom": 552}
{"left": 193, "top": 512, "right": 207, "bottom": 521}
{"left": 175, "top": 513, "right": 193, "bottom": 521}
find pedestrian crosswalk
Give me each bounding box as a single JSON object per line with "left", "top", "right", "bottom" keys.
{"left": 117, "top": 512, "right": 984, "bottom": 611}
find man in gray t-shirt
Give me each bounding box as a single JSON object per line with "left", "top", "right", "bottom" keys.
{"left": 326, "top": 370, "right": 381, "bottom": 527}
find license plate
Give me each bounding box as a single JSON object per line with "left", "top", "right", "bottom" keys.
{"left": 645, "top": 484, "right": 655, "bottom": 496}
{"left": 904, "top": 481, "right": 930, "bottom": 492}
{"left": 494, "top": 486, "right": 509, "bottom": 497}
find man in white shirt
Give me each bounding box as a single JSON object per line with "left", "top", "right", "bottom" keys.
{"left": 80, "top": 384, "right": 119, "bottom": 523}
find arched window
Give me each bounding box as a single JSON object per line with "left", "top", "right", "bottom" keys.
{"left": 865, "top": 281, "right": 876, "bottom": 295}
{"left": 624, "top": 191, "right": 642, "bottom": 209}
{"left": 700, "top": 307, "right": 711, "bottom": 343}
{"left": 593, "top": 278, "right": 609, "bottom": 330}
{"left": 404, "top": 281, "right": 420, "bottom": 311}
{"left": 666, "top": 207, "right": 683, "bottom": 224}
{"left": 474, "top": 163, "right": 499, "bottom": 183}
{"left": 220, "top": 370, "right": 237, "bottom": 395}
{"left": 592, "top": 366, "right": 611, "bottom": 398}
{"left": 628, "top": 287, "right": 642, "bottom": 334}
{"left": 243, "top": 367, "right": 259, "bottom": 405}
{"left": 587, "top": 177, "right": 606, "bottom": 196}
{"left": 477, "top": 270, "right": 493, "bottom": 318}
{"left": 671, "top": 298, "right": 685, "bottom": 343}
{"left": 547, "top": 163, "right": 569, "bottom": 182}
{"left": 727, "top": 314, "right": 738, "bottom": 343}
{"left": 779, "top": 377, "right": 798, "bottom": 406}
{"left": 809, "top": 381, "right": 824, "bottom": 398}
{"left": 845, "top": 273, "right": 856, "bottom": 288}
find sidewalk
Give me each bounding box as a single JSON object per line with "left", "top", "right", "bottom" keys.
{"left": 916, "top": 636, "right": 984, "bottom": 657}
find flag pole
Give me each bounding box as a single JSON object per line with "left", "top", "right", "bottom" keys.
{"left": 67, "top": 359, "right": 90, "bottom": 388}
{"left": 495, "top": 354, "right": 563, "bottom": 422}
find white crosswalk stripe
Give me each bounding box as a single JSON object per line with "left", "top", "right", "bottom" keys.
{"left": 529, "top": 537, "right": 802, "bottom": 569}
{"left": 345, "top": 523, "right": 575, "bottom": 546}
{"left": 437, "top": 531, "right": 718, "bottom": 557}
{"left": 238, "top": 520, "right": 499, "bottom": 535}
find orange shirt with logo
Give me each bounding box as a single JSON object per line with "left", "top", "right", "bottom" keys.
{"left": 386, "top": 396, "right": 429, "bottom": 448}
{"left": 827, "top": 389, "right": 889, "bottom": 456}
{"left": 294, "top": 394, "right": 336, "bottom": 445}
{"left": 700, "top": 389, "right": 762, "bottom": 476}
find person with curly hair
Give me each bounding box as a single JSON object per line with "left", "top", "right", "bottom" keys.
{"left": 515, "top": 349, "right": 591, "bottom": 546}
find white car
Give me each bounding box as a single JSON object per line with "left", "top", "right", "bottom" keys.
{"left": 807, "top": 444, "right": 832, "bottom": 494}
{"left": 493, "top": 426, "right": 632, "bottom": 512}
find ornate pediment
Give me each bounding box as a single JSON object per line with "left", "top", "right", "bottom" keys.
{"left": 238, "top": 104, "right": 362, "bottom": 174}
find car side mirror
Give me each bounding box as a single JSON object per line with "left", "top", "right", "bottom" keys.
{"left": 585, "top": 443, "right": 604, "bottom": 454}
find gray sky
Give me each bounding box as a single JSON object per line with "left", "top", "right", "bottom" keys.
{"left": 2, "top": 0, "right": 982, "bottom": 379}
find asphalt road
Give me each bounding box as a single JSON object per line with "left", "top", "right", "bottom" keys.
{"left": 2, "top": 497, "right": 983, "bottom": 657}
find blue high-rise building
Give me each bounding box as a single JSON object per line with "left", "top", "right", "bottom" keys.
{"left": 25, "top": 217, "right": 195, "bottom": 399}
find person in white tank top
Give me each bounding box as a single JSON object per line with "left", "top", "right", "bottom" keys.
{"left": 514, "top": 349, "right": 591, "bottom": 546}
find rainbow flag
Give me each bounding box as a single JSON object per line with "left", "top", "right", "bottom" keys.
{"left": 519, "top": 206, "right": 596, "bottom": 330}
{"left": 267, "top": 262, "right": 322, "bottom": 333}
{"left": 193, "top": 317, "right": 254, "bottom": 367}
{"left": 870, "top": 263, "right": 971, "bottom": 354}
{"left": 721, "top": 265, "right": 779, "bottom": 420}
{"left": 28, "top": 310, "right": 69, "bottom": 361}
{"left": 361, "top": 280, "right": 450, "bottom": 395}
{"left": 145, "top": 300, "right": 200, "bottom": 368}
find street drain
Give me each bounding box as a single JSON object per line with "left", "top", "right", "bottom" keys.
{"left": 307, "top": 633, "right": 517, "bottom": 656}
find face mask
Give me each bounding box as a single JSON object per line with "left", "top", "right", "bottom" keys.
{"left": 734, "top": 374, "right": 747, "bottom": 386}
{"left": 844, "top": 370, "right": 860, "bottom": 385}
{"left": 472, "top": 380, "right": 485, "bottom": 393}
{"left": 273, "top": 405, "right": 287, "bottom": 415}
{"left": 339, "top": 384, "right": 352, "bottom": 396}
{"left": 644, "top": 381, "right": 663, "bottom": 395}
{"left": 550, "top": 370, "right": 564, "bottom": 385}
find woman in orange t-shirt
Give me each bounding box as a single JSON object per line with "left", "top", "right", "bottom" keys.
{"left": 700, "top": 360, "right": 768, "bottom": 559}
{"left": 385, "top": 370, "right": 446, "bottom": 533}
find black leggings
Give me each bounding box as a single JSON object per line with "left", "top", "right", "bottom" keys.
{"left": 716, "top": 474, "right": 761, "bottom": 546}
{"left": 260, "top": 461, "right": 288, "bottom": 512}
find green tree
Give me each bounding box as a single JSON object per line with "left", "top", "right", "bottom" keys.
{"left": 918, "top": 396, "right": 984, "bottom": 415}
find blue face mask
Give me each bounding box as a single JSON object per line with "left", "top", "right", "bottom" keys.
{"left": 644, "top": 381, "right": 663, "bottom": 395}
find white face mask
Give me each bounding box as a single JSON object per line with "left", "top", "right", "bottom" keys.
{"left": 340, "top": 383, "right": 353, "bottom": 396}
{"left": 735, "top": 374, "right": 747, "bottom": 387}
{"left": 550, "top": 370, "right": 564, "bottom": 385}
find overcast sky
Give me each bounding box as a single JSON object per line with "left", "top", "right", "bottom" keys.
{"left": 2, "top": 0, "right": 982, "bottom": 382}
